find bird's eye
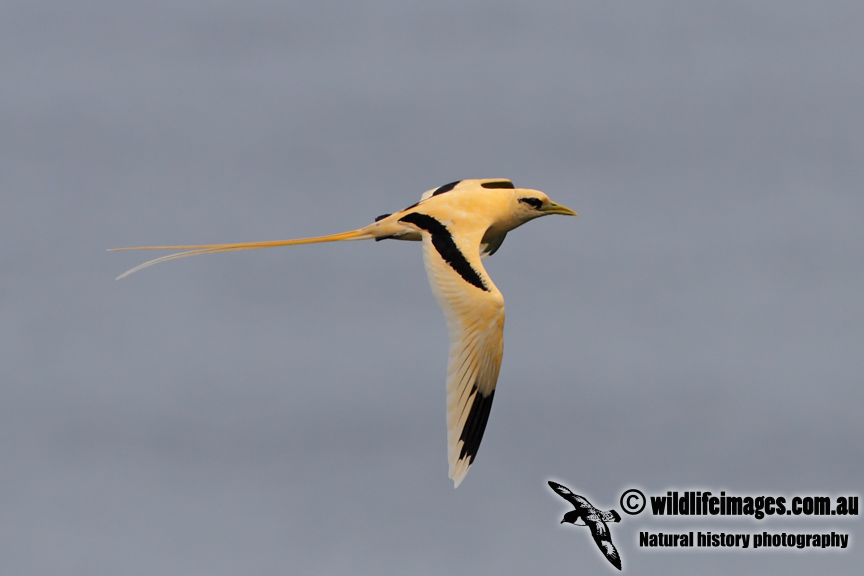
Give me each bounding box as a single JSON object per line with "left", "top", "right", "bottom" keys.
{"left": 519, "top": 197, "right": 543, "bottom": 210}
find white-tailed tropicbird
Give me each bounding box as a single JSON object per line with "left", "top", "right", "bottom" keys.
{"left": 112, "top": 179, "right": 577, "bottom": 487}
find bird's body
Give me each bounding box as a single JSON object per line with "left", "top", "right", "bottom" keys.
{"left": 112, "top": 179, "right": 576, "bottom": 487}
{"left": 548, "top": 481, "right": 622, "bottom": 570}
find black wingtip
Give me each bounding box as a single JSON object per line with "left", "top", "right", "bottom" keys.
{"left": 457, "top": 387, "right": 495, "bottom": 465}
{"left": 597, "top": 541, "right": 622, "bottom": 570}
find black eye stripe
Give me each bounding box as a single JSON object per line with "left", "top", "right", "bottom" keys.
{"left": 519, "top": 197, "right": 543, "bottom": 210}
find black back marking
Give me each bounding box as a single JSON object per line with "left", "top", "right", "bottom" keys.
{"left": 518, "top": 197, "right": 543, "bottom": 210}
{"left": 431, "top": 180, "right": 461, "bottom": 196}
{"left": 374, "top": 213, "right": 394, "bottom": 240}
{"left": 480, "top": 180, "right": 515, "bottom": 189}
{"left": 398, "top": 212, "right": 489, "bottom": 291}
{"left": 458, "top": 385, "right": 495, "bottom": 464}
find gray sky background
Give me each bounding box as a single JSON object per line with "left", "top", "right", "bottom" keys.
{"left": 2, "top": 1, "right": 862, "bottom": 574}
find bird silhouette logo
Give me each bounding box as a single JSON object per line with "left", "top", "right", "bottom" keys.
{"left": 548, "top": 481, "right": 622, "bottom": 570}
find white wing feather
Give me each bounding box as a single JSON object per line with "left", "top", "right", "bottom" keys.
{"left": 416, "top": 231, "right": 504, "bottom": 487}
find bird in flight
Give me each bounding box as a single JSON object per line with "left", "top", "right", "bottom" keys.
{"left": 548, "top": 481, "right": 622, "bottom": 570}
{"left": 112, "top": 179, "right": 576, "bottom": 487}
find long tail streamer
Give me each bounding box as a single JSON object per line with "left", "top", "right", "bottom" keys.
{"left": 109, "top": 229, "right": 371, "bottom": 280}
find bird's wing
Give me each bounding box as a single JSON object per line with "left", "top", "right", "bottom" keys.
{"left": 548, "top": 482, "right": 594, "bottom": 512}
{"left": 589, "top": 520, "right": 622, "bottom": 570}
{"left": 479, "top": 232, "right": 506, "bottom": 259}
{"left": 602, "top": 510, "right": 621, "bottom": 523}
{"left": 403, "top": 213, "right": 505, "bottom": 487}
